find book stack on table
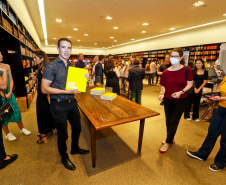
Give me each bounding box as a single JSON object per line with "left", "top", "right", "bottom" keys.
{"left": 100, "top": 93, "right": 117, "bottom": 101}
{"left": 90, "top": 87, "right": 105, "bottom": 95}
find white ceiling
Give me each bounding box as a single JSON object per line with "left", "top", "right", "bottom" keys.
{"left": 25, "top": 0, "right": 226, "bottom": 49}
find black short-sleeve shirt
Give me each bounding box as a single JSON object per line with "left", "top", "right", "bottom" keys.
{"left": 75, "top": 60, "right": 86, "bottom": 68}
{"left": 42, "top": 57, "right": 74, "bottom": 100}
{"left": 158, "top": 63, "right": 172, "bottom": 73}
{"left": 193, "top": 70, "right": 208, "bottom": 88}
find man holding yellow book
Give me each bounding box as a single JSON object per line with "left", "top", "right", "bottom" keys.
{"left": 41, "top": 38, "right": 89, "bottom": 171}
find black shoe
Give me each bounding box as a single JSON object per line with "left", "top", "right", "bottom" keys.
{"left": 209, "top": 164, "right": 222, "bottom": 172}
{"left": 61, "top": 158, "right": 76, "bottom": 171}
{"left": 0, "top": 154, "right": 18, "bottom": 170}
{"left": 187, "top": 151, "right": 204, "bottom": 161}
{"left": 71, "top": 147, "right": 89, "bottom": 155}
{"left": 160, "top": 101, "right": 164, "bottom": 105}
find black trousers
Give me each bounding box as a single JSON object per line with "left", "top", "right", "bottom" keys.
{"left": 0, "top": 121, "right": 6, "bottom": 161}
{"left": 50, "top": 99, "right": 81, "bottom": 160}
{"left": 164, "top": 98, "right": 186, "bottom": 143}
{"left": 184, "top": 90, "right": 202, "bottom": 119}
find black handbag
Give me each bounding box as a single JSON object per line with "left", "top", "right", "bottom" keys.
{"left": 0, "top": 93, "right": 14, "bottom": 121}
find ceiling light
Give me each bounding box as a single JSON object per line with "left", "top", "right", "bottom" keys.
{"left": 53, "top": 38, "right": 56, "bottom": 40}
{"left": 113, "top": 27, "right": 119, "bottom": 29}
{"left": 73, "top": 28, "right": 78, "bottom": 31}
{"left": 68, "top": 36, "right": 71, "bottom": 38}
{"left": 94, "top": 43, "right": 97, "bottom": 45}
{"left": 102, "top": 47, "right": 105, "bottom": 48}
{"left": 141, "top": 31, "right": 146, "bottom": 33}
{"left": 56, "top": 19, "right": 62, "bottom": 22}
{"left": 169, "top": 28, "right": 175, "bottom": 30}
{"left": 110, "top": 36, "right": 114, "bottom": 39}
{"left": 223, "top": 13, "right": 226, "bottom": 16}
{"left": 77, "top": 40, "right": 80, "bottom": 42}
{"left": 38, "top": 0, "right": 48, "bottom": 45}
{"left": 131, "top": 39, "right": 135, "bottom": 41}
{"left": 142, "top": 23, "right": 149, "bottom": 26}
{"left": 106, "top": 16, "right": 112, "bottom": 20}
{"left": 114, "top": 40, "right": 117, "bottom": 42}
{"left": 84, "top": 34, "right": 88, "bottom": 36}
{"left": 193, "top": 1, "right": 205, "bottom": 6}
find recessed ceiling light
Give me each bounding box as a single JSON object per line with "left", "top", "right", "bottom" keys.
{"left": 169, "top": 28, "right": 175, "bottom": 30}
{"left": 110, "top": 36, "right": 114, "bottom": 39}
{"left": 53, "top": 38, "right": 56, "bottom": 40}
{"left": 193, "top": 1, "right": 205, "bottom": 6}
{"left": 131, "top": 39, "right": 135, "bottom": 41}
{"left": 113, "top": 27, "right": 119, "bottom": 29}
{"left": 106, "top": 16, "right": 113, "bottom": 20}
{"left": 84, "top": 34, "right": 88, "bottom": 36}
{"left": 223, "top": 13, "right": 226, "bottom": 16}
{"left": 73, "top": 28, "right": 78, "bottom": 31}
{"left": 38, "top": 0, "right": 48, "bottom": 45}
{"left": 142, "top": 23, "right": 149, "bottom": 26}
{"left": 94, "top": 43, "right": 97, "bottom": 45}
{"left": 68, "top": 36, "right": 71, "bottom": 38}
{"left": 114, "top": 40, "right": 117, "bottom": 42}
{"left": 77, "top": 40, "right": 80, "bottom": 42}
{"left": 141, "top": 31, "right": 146, "bottom": 33}
{"left": 56, "top": 19, "right": 62, "bottom": 22}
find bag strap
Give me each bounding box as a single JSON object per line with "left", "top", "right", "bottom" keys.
{"left": 185, "top": 66, "right": 187, "bottom": 80}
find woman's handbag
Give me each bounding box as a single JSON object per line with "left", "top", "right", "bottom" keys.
{"left": 0, "top": 93, "right": 14, "bottom": 121}
{"left": 200, "top": 103, "right": 216, "bottom": 122}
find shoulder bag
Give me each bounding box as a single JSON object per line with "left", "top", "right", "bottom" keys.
{"left": 0, "top": 93, "right": 14, "bottom": 121}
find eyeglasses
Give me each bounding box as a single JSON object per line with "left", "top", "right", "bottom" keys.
{"left": 171, "top": 55, "right": 180, "bottom": 58}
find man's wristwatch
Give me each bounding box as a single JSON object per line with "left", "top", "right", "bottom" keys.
{"left": 181, "top": 90, "right": 185, "bottom": 94}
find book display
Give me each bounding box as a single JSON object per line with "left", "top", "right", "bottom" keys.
{"left": 90, "top": 87, "right": 105, "bottom": 95}
{"left": 101, "top": 93, "right": 117, "bottom": 101}
{"left": 0, "top": 0, "right": 39, "bottom": 109}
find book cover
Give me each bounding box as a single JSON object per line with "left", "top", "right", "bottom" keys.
{"left": 65, "top": 66, "right": 88, "bottom": 92}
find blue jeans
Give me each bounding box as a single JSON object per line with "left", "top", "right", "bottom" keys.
{"left": 197, "top": 106, "right": 226, "bottom": 168}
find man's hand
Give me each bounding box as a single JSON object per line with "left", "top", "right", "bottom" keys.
{"left": 171, "top": 91, "right": 183, "bottom": 99}
{"left": 194, "top": 88, "right": 200, "bottom": 94}
{"left": 84, "top": 73, "right": 90, "bottom": 81}
{"left": 66, "top": 89, "right": 81, "bottom": 94}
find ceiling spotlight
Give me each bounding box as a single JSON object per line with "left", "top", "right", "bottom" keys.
{"left": 94, "top": 43, "right": 97, "bottom": 45}
{"left": 169, "top": 28, "right": 175, "bottom": 30}
{"left": 53, "top": 38, "right": 56, "bottom": 40}
{"left": 114, "top": 40, "right": 117, "bottom": 42}
{"left": 193, "top": 1, "right": 205, "bottom": 6}
{"left": 77, "top": 40, "right": 80, "bottom": 42}
{"left": 68, "top": 36, "right": 71, "bottom": 38}
{"left": 84, "top": 34, "right": 88, "bottom": 36}
{"left": 141, "top": 31, "right": 146, "bottom": 33}
{"left": 223, "top": 13, "right": 226, "bottom": 16}
{"left": 110, "top": 36, "right": 114, "bottom": 39}
{"left": 73, "top": 28, "right": 78, "bottom": 31}
{"left": 106, "top": 16, "right": 113, "bottom": 20}
{"left": 56, "top": 19, "right": 62, "bottom": 22}
{"left": 131, "top": 39, "right": 135, "bottom": 41}
{"left": 113, "top": 27, "right": 119, "bottom": 29}
{"left": 142, "top": 23, "right": 149, "bottom": 26}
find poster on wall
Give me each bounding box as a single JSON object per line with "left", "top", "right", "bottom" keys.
{"left": 183, "top": 51, "right": 190, "bottom": 66}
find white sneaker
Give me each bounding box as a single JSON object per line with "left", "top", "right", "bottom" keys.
{"left": 185, "top": 118, "right": 192, "bottom": 121}
{"left": 195, "top": 119, "right": 200, "bottom": 122}
{"left": 159, "top": 143, "right": 169, "bottom": 153}
{"left": 5, "top": 133, "right": 17, "bottom": 141}
{"left": 20, "top": 128, "right": 31, "bottom": 136}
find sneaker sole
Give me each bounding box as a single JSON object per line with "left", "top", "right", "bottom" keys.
{"left": 159, "top": 149, "right": 168, "bottom": 153}
{"left": 187, "top": 151, "right": 203, "bottom": 161}
{"left": 209, "top": 166, "right": 221, "bottom": 172}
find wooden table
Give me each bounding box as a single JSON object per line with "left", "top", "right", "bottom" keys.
{"left": 75, "top": 88, "right": 160, "bottom": 168}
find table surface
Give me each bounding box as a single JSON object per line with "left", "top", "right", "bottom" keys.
{"left": 75, "top": 88, "right": 160, "bottom": 130}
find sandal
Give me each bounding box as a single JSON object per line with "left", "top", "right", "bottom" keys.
{"left": 37, "top": 135, "right": 47, "bottom": 144}
{"left": 47, "top": 129, "right": 57, "bottom": 137}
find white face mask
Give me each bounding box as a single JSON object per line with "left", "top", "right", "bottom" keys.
{"left": 170, "top": 57, "right": 180, "bottom": 65}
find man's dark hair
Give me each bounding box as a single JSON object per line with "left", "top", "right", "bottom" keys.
{"left": 58, "top": 38, "right": 72, "bottom": 47}
{"left": 114, "top": 55, "right": 119, "bottom": 60}
{"left": 134, "top": 59, "right": 140, "bottom": 65}
{"left": 99, "top": 55, "right": 105, "bottom": 61}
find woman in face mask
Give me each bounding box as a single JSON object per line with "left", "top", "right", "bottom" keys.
{"left": 158, "top": 48, "right": 193, "bottom": 153}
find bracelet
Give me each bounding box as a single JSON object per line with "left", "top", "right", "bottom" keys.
{"left": 215, "top": 92, "right": 221, "bottom": 96}
{"left": 181, "top": 90, "right": 185, "bottom": 94}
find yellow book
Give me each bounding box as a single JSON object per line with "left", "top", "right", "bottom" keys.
{"left": 65, "top": 66, "right": 88, "bottom": 92}
{"left": 101, "top": 93, "right": 117, "bottom": 97}
{"left": 91, "top": 87, "right": 105, "bottom": 91}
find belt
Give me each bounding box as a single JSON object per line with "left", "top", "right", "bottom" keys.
{"left": 50, "top": 98, "right": 76, "bottom": 103}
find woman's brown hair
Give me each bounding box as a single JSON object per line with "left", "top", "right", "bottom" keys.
{"left": 193, "top": 59, "right": 205, "bottom": 78}
{"left": 171, "top": 47, "right": 185, "bottom": 65}
{"left": 34, "top": 50, "right": 50, "bottom": 71}
{"left": 105, "top": 59, "right": 115, "bottom": 74}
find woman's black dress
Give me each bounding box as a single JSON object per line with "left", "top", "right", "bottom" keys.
{"left": 106, "top": 71, "right": 120, "bottom": 95}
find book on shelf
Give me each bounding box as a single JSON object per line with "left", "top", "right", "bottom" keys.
{"left": 100, "top": 93, "right": 117, "bottom": 101}
{"left": 90, "top": 87, "right": 105, "bottom": 95}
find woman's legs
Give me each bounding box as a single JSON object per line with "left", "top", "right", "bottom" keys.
{"left": 192, "top": 91, "right": 202, "bottom": 120}
{"left": 2, "top": 125, "right": 10, "bottom": 135}
{"left": 17, "top": 120, "right": 24, "bottom": 130}
{"left": 184, "top": 94, "right": 193, "bottom": 118}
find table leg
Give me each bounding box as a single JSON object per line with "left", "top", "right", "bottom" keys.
{"left": 90, "top": 123, "right": 96, "bottom": 168}
{"left": 138, "top": 119, "right": 145, "bottom": 152}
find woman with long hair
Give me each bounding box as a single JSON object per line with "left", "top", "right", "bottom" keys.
{"left": 0, "top": 52, "right": 31, "bottom": 141}
{"left": 158, "top": 48, "right": 193, "bottom": 153}
{"left": 33, "top": 50, "right": 55, "bottom": 143}
{"left": 105, "top": 59, "right": 120, "bottom": 95}
{"left": 184, "top": 59, "right": 208, "bottom": 122}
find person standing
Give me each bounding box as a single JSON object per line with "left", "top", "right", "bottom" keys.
{"left": 128, "top": 59, "right": 145, "bottom": 105}
{"left": 91, "top": 56, "right": 98, "bottom": 85}
{"left": 0, "top": 64, "right": 18, "bottom": 170}
{"left": 0, "top": 52, "right": 31, "bottom": 141}
{"left": 75, "top": 53, "right": 91, "bottom": 70}
{"left": 158, "top": 48, "right": 193, "bottom": 153}
{"left": 42, "top": 38, "right": 89, "bottom": 171}
{"left": 95, "top": 55, "right": 105, "bottom": 86}
{"left": 33, "top": 50, "right": 55, "bottom": 143}
{"left": 105, "top": 59, "right": 120, "bottom": 95}
{"left": 155, "top": 60, "right": 161, "bottom": 84}
{"left": 149, "top": 60, "right": 157, "bottom": 85}
{"left": 184, "top": 59, "right": 208, "bottom": 122}
{"left": 187, "top": 77, "right": 226, "bottom": 172}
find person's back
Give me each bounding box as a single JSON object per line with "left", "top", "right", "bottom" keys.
{"left": 150, "top": 61, "right": 157, "bottom": 73}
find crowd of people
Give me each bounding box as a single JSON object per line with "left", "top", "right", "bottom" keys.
{"left": 0, "top": 38, "right": 225, "bottom": 173}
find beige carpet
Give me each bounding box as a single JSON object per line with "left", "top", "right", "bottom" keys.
{"left": 0, "top": 79, "right": 225, "bottom": 185}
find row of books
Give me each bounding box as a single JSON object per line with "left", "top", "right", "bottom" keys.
{"left": 190, "top": 55, "right": 216, "bottom": 60}
{"left": 21, "top": 46, "right": 34, "bottom": 57}
{"left": 90, "top": 87, "right": 117, "bottom": 101}
{"left": 0, "top": 1, "right": 7, "bottom": 14}
{"left": 19, "top": 32, "right": 36, "bottom": 51}
{"left": 26, "top": 80, "right": 36, "bottom": 93}
{"left": 190, "top": 51, "right": 219, "bottom": 55}
{"left": 27, "top": 86, "right": 36, "bottom": 106}
{"left": 2, "top": 17, "right": 13, "bottom": 34}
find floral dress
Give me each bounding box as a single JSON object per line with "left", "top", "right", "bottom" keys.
{"left": 0, "top": 67, "right": 22, "bottom": 125}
